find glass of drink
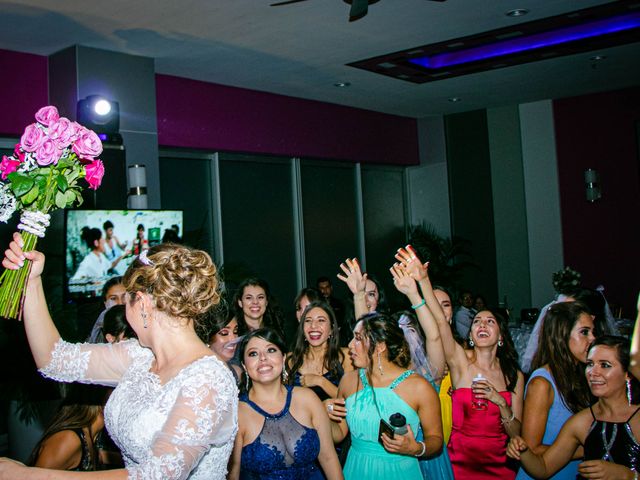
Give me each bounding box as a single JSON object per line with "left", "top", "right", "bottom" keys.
{"left": 471, "top": 374, "right": 488, "bottom": 410}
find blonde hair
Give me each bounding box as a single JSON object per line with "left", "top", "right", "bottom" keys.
{"left": 123, "top": 243, "right": 221, "bottom": 326}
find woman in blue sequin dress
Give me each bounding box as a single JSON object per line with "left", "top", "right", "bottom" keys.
{"left": 228, "top": 328, "right": 343, "bottom": 480}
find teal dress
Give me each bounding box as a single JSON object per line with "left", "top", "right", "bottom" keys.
{"left": 417, "top": 378, "right": 454, "bottom": 480}
{"left": 343, "top": 369, "right": 422, "bottom": 480}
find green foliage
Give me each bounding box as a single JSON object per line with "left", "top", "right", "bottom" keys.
{"left": 407, "top": 222, "right": 476, "bottom": 292}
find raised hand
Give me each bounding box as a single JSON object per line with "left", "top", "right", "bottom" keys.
{"left": 2, "top": 232, "right": 45, "bottom": 280}
{"left": 395, "top": 245, "right": 429, "bottom": 282}
{"left": 337, "top": 258, "right": 367, "bottom": 295}
{"left": 389, "top": 263, "right": 418, "bottom": 297}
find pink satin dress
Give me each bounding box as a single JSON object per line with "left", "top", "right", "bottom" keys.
{"left": 447, "top": 388, "right": 518, "bottom": 480}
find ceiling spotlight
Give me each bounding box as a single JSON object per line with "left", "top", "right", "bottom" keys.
{"left": 334, "top": 82, "right": 351, "bottom": 87}
{"left": 589, "top": 55, "right": 607, "bottom": 61}
{"left": 448, "top": 97, "right": 462, "bottom": 103}
{"left": 505, "top": 8, "right": 529, "bottom": 17}
{"left": 94, "top": 99, "right": 112, "bottom": 116}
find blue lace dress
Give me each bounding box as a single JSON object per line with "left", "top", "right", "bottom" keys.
{"left": 240, "top": 385, "right": 323, "bottom": 480}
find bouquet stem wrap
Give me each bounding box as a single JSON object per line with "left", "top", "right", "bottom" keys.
{"left": 0, "top": 230, "right": 38, "bottom": 320}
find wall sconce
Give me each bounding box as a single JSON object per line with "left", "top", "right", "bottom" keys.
{"left": 584, "top": 168, "right": 602, "bottom": 203}
{"left": 128, "top": 164, "right": 148, "bottom": 209}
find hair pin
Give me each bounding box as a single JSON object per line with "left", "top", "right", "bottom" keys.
{"left": 138, "top": 249, "right": 153, "bottom": 266}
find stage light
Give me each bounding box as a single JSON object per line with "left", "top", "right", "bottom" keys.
{"left": 77, "top": 95, "right": 120, "bottom": 134}
{"left": 94, "top": 99, "right": 112, "bottom": 116}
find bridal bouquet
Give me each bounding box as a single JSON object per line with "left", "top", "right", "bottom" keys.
{"left": 0, "top": 105, "right": 105, "bottom": 319}
{"left": 552, "top": 266, "right": 581, "bottom": 295}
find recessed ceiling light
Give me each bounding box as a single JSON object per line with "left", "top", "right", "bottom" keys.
{"left": 334, "top": 82, "right": 351, "bottom": 87}
{"left": 505, "top": 8, "right": 529, "bottom": 18}
{"left": 589, "top": 55, "right": 607, "bottom": 61}
{"left": 448, "top": 97, "right": 462, "bottom": 103}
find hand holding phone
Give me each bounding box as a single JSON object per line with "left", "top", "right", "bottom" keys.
{"left": 378, "top": 418, "right": 395, "bottom": 445}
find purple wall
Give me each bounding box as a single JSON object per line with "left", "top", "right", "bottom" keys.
{"left": 554, "top": 87, "right": 640, "bottom": 317}
{"left": 0, "top": 49, "right": 48, "bottom": 136}
{"left": 155, "top": 74, "right": 419, "bottom": 165}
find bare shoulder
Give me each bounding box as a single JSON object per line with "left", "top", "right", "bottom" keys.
{"left": 293, "top": 385, "right": 321, "bottom": 405}
{"left": 338, "top": 369, "right": 360, "bottom": 397}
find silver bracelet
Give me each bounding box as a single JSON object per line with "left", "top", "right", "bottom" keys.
{"left": 415, "top": 441, "right": 426, "bottom": 457}
{"left": 501, "top": 411, "right": 515, "bottom": 424}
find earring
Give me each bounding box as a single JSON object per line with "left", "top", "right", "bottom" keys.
{"left": 627, "top": 378, "right": 633, "bottom": 405}
{"left": 468, "top": 338, "right": 474, "bottom": 347}
{"left": 141, "top": 310, "right": 148, "bottom": 329}
{"left": 282, "top": 363, "right": 289, "bottom": 383}
{"left": 498, "top": 339, "right": 504, "bottom": 347}
{"left": 377, "top": 351, "right": 384, "bottom": 376}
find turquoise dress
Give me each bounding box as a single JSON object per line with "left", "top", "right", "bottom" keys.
{"left": 417, "top": 377, "right": 454, "bottom": 480}
{"left": 343, "top": 369, "right": 422, "bottom": 480}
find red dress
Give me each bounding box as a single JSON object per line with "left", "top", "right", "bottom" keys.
{"left": 447, "top": 388, "right": 518, "bottom": 479}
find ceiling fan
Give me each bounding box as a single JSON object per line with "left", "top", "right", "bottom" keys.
{"left": 270, "top": 0, "right": 447, "bottom": 22}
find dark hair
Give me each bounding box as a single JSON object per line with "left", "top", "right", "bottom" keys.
{"left": 358, "top": 312, "right": 412, "bottom": 375}
{"left": 80, "top": 226, "right": 102, "bottom": 250}
{"left": 137, "top": 224, "right": 145, "bottom": 231}
{"left": 531, "top": 302, "right": 594, "bottom": 412}
{"left": 588, "top": 335, "right": 640, "bottom": 403}
{"left": 101, "top": 276, "right": 123, "bottom": 301}
{"left": 102, "top": 305, "right": 135, "bottom": 341}
{"left": 287, "top": 301, "right": 345, "bottom": 384}
{"left": 206, "top": 309, "right": 236, "bottom": 344}
{"left": 294, "top": 287, "right": 322, "bottom": 312}
{"left": 365, "top": 274, "right": 388, "bottom": 314}
{"left": 103, "top": 220, "right": 114, "bottom": 230}
{"left": 27, "top": 384, "right": 107, "bottom": 468}
{"left": 239, "top": 327, "right": 288, "bottom": 393}
{"left": 316, "top": 276, "right": 331, "bottom": 286}
{"left": 162, "top": 228, "right": 181, "bottom": 244}
{"left": 233, "top": 278, "right": 284, "bottom": 337}
{"left": 468, "top": 309, "right": 521, "bottom": 392}
{"left": 571, "top": 288, "right": 610, "bottom": 337}
{"left": 433, "top": 285, "right": 465, "bottom": 345}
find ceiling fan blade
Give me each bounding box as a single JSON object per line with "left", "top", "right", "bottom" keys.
{"left": 349, "top": 0, "right": 369, "bottom": 21}
{"left": 270, "top": 0, "right": 310, "bottom": 6}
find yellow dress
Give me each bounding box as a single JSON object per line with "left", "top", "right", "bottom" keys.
{"left": 439, "top": 372, "right": 453, "bottom": 445}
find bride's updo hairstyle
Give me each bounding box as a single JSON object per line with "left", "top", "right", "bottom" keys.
{"left": 123, "top": 243, "right": 221, "bottom": 325}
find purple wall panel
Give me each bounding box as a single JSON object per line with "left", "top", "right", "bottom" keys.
{"left": 155, "top": 74, "right": 419, "bottom": 165}
{"left": 0, "top": 49, "right": 48, "bottom": 136}
{"left": 554, "top": 87, "right": 640, "bottom": 316}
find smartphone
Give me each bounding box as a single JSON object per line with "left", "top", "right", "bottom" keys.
{"left": 378, "top": 418, "right": 395, "bottom": 445}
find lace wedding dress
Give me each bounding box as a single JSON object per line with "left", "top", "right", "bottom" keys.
{"left": 40, "top": 338, "right": 238, "bottom": 480}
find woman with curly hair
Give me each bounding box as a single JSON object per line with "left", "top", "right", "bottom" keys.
{"left": 327, "top": 312, "right": 443, "bottom": 479}
{"left": 233, "top": 277, "right": 285, "bottom": 338}
{"left": 0, "top": 236, "right": 237, "bottom": 480}
{"left": 515, "top": 301, "right": 595, "bottom": 480}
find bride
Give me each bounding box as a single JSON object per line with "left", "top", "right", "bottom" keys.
{"left": 0, "top": 233, "right": 238, "bottom": 480}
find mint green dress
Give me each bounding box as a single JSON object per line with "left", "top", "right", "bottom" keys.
{"left": 343, "top": 369, "right": 422, "bottom": 480}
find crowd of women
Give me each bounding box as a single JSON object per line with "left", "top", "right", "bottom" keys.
{"left": 0, "top": 233, "right": 638, "bottom": 480}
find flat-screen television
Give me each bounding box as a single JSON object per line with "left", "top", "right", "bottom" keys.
{"left": 65, "top": 209, "right": 183, "bottom": 299}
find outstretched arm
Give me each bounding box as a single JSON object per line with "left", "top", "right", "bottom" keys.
{"left": 395, "top": 245, "right": 466, "bottom": 372}
{"left": 389, "top": 262, "right": 445, "bottom": 381}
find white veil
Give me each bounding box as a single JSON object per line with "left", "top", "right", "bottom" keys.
{"left": 398, "top": 314, "right": 436, "bottom": 382}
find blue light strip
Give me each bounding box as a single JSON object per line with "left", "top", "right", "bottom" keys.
{"left": 409, "top": 12, "right": 640, "bottom": 69}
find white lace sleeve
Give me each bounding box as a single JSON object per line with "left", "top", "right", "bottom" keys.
{"left": 127, "top": 364, "right": 238, "bottom": 480}
{"left": 38, "top": 338, "right": 147, "bottom": 386}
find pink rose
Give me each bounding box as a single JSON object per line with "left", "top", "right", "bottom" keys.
{"left": 49, "top": 117, "right": 78, "bottom": 149}
{"left": 35, "top": 106, "right": 60, "bottom": 126}
{"left": 13, "top": 144, "right": 25, "bottom": 162}
{"left": 84, "top": 159, "right": 105, "bottom": 190}
{"left": 73, "top": 128, "right": 103, "bottom": 161}
{"left": 35, "top": 138, "right": 63, "bottom": 166}
{"left": 0, "top": 155, "right": 21, "bottom": 180}
{"left": 20, "top": 123, "right": 45, "bottom": 153}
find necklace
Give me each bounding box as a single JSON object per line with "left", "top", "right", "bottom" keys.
{"left": 601, "top": 422, "right": 617, "bottom": 462}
